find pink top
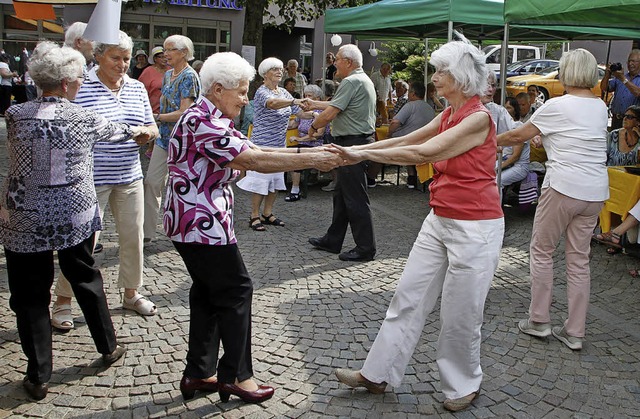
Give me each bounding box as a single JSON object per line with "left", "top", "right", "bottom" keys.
{"left": 164, "top": 96, "right": 249, "bottom": 245}
{"left": 428, "top": 96, "right": 503, "bottom": 220}
{"left": 138, "top": 65, "right": 166, "bottom": 113}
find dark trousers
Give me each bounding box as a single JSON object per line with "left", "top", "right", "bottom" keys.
{"left": 323, "top": 134, "right": 376, "bottom": 255}
{"left": 172, "top": 241, "right": 254, "bottom": 383}
{"left": 0, "top": 85, "right": 12, "bottom": 115}
{"left": 5, "top": 234, "right": 117, "bottom": 384}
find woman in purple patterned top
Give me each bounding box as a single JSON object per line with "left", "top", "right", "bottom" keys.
{"left": 164, "top": 52, "right": 339, "bottom": 404}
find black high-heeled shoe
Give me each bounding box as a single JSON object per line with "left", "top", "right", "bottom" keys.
{"left": 218, "top": 382, "right": 274, "bottom": 403}
{"left": 180, "top": 376, "right": 219, "bottom": 400}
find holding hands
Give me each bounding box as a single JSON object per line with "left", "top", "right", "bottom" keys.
{"left": 327, "top": 143, "right": 366, "bottom": 166}
{"left": 132, "top": 126, "right": 158, "bottom": 145}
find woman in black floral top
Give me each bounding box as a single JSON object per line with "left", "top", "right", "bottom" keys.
{"left": 0, "top": 42, "right": 152, "bottom": 401}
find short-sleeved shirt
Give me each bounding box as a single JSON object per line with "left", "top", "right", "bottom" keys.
{"left": 164, "top": 96, "right": 249, "bottom": 245}
{"left": 429, "top": 96, "right": 503, "bottom": 220}
{"left": 606, "top": 128, "right": 640, "bottom": 166}
{"left": 608, "top": 73, "right": 640, "bottom": 115}
{"left": 370, "top": 70, "right": 392, "bottom": 102}
{"left": 329, "top": 68, "right": 376, "bottom": 137}
{"left": 75, "top": 68, "right": 154, "bottom": 186}
{"left": 391, "top": 100, "right": 435, "bottom": 138}
{"left": 0, "top": 97, "right": 133, "bottom": 253}
{"left": 296, "top": 111, "right": 328, "bottom": 147}
{"left": 251, "top": 85, "right": 299, "bottom": 148}
{"left": 0, "top": 62, "right": 12, "bottom": 87}
{"left": 530, "top": 94, "right": 609, "bottom": 202}
{"left": 279, "top": 72, "right": 307, "bottom": 98}
{"left": 157, "top": 66, "right": 201, "bottom": 150}
{"left": 138, "top": 66, "right": 166, "bottom": 113}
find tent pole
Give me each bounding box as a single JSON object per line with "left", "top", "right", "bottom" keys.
{"left": 496, "top": 23, "right": 510, "bottom": 203}
{"left": 322, "top": 33, "right": 327, "bottom": 97}
{"left": 602, "top": 40, "right": 612, "bottom": 100}
{"left": 424, "top": 37, "right": 429, "bottom": 100}
{"left": 448, "top": 21, "right": 453, "bottom": 41}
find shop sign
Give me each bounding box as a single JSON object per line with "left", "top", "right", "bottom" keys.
{"left": 143, "top": 0, "right": 242, "bottom": 10}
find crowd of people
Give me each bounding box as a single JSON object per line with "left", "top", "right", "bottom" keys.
{"left": 0, "top": 21, "right": 637, "bottom": 413}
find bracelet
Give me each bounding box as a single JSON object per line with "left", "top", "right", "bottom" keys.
{"left": 310, "top": 123, "right": 317, "bottom": 131}
{"left": 291, "top": 99, "right": 295, "bottom": 106}
{"left": 624, "top": 79, "right": 630, "bottom": 85}
{"left": 155, "top": 113, "right": 161, "bottom": 122}
{"left": 297, "top": 147, "right": 301, "bottom": 154}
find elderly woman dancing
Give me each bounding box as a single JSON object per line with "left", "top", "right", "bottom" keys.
{"left": 0, "top": 42, "right": 152, "bottom": 401}
{"left": 52, "top": 31, "right": 159, "bottom": 328}
{"left": 236, "top": 57, "right": 305, "bottom": 231}
{"left": 330, "top": 41, "right": 504, "bottom": 412}
{"left": 499, "top": 49, "right": 608, "bottom": 351}
{"left": 165, "top": 52, "right": 339, "bottom": 403}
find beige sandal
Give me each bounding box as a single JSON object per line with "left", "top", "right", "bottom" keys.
{"left": 123, "top": 294, "right": 157, "bottom": 316}
{"left": 51, "top": 303, "right": 74, "bottom": 330}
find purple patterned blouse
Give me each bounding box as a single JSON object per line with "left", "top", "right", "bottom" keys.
{"left": 163, "top": 96, "right": 249, "bottom": 245}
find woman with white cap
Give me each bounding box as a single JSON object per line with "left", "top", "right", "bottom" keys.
{"left": 139, "top": 46, "right": 168, "bottom": 157}
{"left": 131, "top": 49, "right": 149, "bottom": 79}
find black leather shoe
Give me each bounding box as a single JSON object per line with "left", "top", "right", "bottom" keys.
{"left": 338, "top": 249, "right": 375, "bottom": 262}
{"left": 180, "top": 376, "right": 219, "bottom": 400}
{"left": 23, "top": 377, "right": 48, "bottom": 400}
{"left": 308, "top": 237, "right": 340, "bottom": 254}
{"left": 102, "top": 345, "right": 126, "bottom": 365}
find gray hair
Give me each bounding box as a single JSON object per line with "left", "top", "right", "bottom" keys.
{"left": 395, "top": 79, "right": 409, "bottom": 90}
{"left": 303, "top": 83, "right": 324, "bottom": 100}
{"left": 287, "top": 59, "right": 298, "bottom": 67}
{"left": 28, "top": 41, "right": 85, "bottom": 91}
{"left": 430, "top": 41, "right": 488, "bottom": 97}
{"left": 558, "top": 48, "right": 598, "bottom": 89}
{"left": 200, "top": 52, "right": 256, "bottom": 94}
{"left": 192, "top": 60, "right": 204, "bottom": 72}
{"left": 258, "top": 57, "right": 283, "bottom": 77}
{"left": 94, "top": 30, "right": 133, "bottom": 56}
{"left": 165, "top": 35, "right": 195, "bottom": 61}
{"left": 487, "top": 71, "right": 497, "bottom": 84}
{"left": 64, "top": 22, "right": 87, "bottom": 48}
{"left": 338, "top": 44, "right": 363, "bottom": 68}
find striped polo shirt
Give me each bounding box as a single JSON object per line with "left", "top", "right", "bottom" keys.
{"left": 75, "top": 67, "right": 154, "bottom": 186}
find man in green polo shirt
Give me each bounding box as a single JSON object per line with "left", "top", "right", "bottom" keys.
{"left": 306, "top": 44, "right": 377, "bottom": 262}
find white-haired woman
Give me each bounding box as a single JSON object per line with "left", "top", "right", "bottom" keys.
{"left": 165, "top": 52, "right": 338, "bottom": 403}
{"left": 498, "top": 49, "right": 608, "bottom": 352}
{"left": 330, "top": 41, "right": 504, "bottom": 412}
{"left": 0, "top": 42, "right": 152, "bottom": 400}
{"left": 143, "top": 34, "right": 200, "bottom": 242}
{"left": 52, "top": 31, "right": 159, "bottom": 327}
{"left": 285, "top": 83, "right": 329, "bottom": 201}
{"left": 236, "top": 57, "right": 305, "bottom": 231}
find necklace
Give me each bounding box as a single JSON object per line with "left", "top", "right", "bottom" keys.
{"left": 171, "top": 65, "right": 187, "bottom": 80}
{"left": 624, "top": 129, "right": 638, "bottom": 148}
{"left": 97, "top": 69, "right": 122, "bottom": 93}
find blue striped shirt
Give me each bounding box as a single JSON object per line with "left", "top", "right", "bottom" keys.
{"left": 74, "top": 68, "right": 154, "bottom": 186}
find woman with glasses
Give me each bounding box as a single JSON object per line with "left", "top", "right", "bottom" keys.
{"left": 236, "top": 57, "right": 304, "bottom": 231}
{"left": 143, "top": 35, "right": 201, "bottom": 243}
{"left": 498, "top": 49, "right": 609, "bottom": 352}
{"left": 0, "top": 42, "right": 153, "bottom": 400}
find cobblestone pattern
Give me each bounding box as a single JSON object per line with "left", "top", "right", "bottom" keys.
{"left": 0, "top": 121, "right": 639, "bottom": 418}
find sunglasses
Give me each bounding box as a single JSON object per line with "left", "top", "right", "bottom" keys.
{"left": 623, "top": 114, "right": 638, "bottom": 120}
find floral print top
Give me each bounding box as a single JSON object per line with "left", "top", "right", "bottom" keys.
{"left": 0, "top": 97, "right": 133, "bottom": 252}
{"left": 164, "top": 96, "right": 249, "bottom": 245}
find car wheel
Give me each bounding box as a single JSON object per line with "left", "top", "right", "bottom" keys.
{"left": 537, "top": 87, "right": 549, "bottom": 102}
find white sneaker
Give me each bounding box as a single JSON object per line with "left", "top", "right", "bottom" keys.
{"left": 322, "top": 180, "right": 336, "bottom": 192}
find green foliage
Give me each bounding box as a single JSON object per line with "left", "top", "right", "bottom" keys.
{"left": 379, "top": 40, "right": 442, "bottom": 83}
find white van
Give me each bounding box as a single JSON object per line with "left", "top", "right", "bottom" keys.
{"left": 482, "top": 45, "right": 542, "bottom": 72}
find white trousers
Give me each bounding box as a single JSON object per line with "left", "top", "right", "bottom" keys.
{"left": 361, "top": 211, "right": 504, "bottom": 399}
{"left": 55, "top": 180, "right": 145, "bottom": 297}
{"left": 143, "top": 146, "right": 168, "bottom": 240}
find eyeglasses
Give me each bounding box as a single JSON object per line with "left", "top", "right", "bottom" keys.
{"left": 164, "top": 48, "right": 181, "bottom": 53}
{"left": 623, "top": 114, "right": 638, "bottom": 120}
{"left": 269, "top": 67, "right": 283, "bottom": 72}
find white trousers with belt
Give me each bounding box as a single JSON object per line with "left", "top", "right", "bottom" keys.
{"left": 361, "top": 211, "right": 504, "bottom": 399}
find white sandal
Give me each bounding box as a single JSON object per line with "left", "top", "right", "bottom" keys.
{"left": 51, "top": 303, "right": 74, "bottom": 330}
{"left": 123, "top": 294, "right": 157, "bottom": 316}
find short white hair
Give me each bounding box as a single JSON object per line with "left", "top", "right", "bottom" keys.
{"left": 338, "top": 44, "right": 362, "bottom": 68}
{"left": 430, "top": 41, "right": 488, "bottom": 97}
{"left": 200, "top": 52, "right": 256, "bottom": 94}
{"left": 94, "top": 31, "right": 133, "bottom": 56}
{"left": 165, "top": 35, "right": 195, "bottom": 61}
{"left": 258, "top": 57, "right": 283, "bottom": 77}
{"left": 64, "top": 22, "right": 87, "bottom": 48}
{"left": 303, "top": 84, "right": 323, "bottom": 100}
{"left": 28, "top": 41, "right": 85, "bottom": 91}
{"left": 559, "top": 48, "right": 598, "bottom": 89}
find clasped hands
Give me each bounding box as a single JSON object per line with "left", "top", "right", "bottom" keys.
{"left": 132, "top": 125, "right": 159, "bottom": 145}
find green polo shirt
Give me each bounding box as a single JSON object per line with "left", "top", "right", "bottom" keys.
{"left": 329, "top": 68, "right": 376, "bottom": 137}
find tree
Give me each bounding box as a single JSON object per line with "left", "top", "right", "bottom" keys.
{"left": 378, "top": 40, "right": 441, "bottom": 84}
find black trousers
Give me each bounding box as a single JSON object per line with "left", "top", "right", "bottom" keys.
{"left": 5, "top": 234, "right": 117, "bottom": 384}
{"left": 0, "top": 85, "right": 12, "bottom": 115}
{"left": 172, "top": 241, "right": 254, "bottom": 384}
{"left": 323, "top": 134, "right": 376, "bottom": 255}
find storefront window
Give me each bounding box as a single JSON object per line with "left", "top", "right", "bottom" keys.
{"left": 121, "top": 22, "right": 150, "bottom": 40}
{"left": 154, "top": 25, "right": 182, "bottom": 42}
{"left": 187, "top": 27, "right": 215, "bottom": 44}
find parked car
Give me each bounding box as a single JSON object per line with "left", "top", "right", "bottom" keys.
{"left": 506, "top": 65, "right": 609, "bottom": 101}
{"left": 482, "top": 44, "right": 542, "bottom": 72}
{"left": 495, "top": 59, "right": 559, "bottom": 82}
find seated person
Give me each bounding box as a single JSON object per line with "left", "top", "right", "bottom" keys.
{"left": 593, "top": 198, "right": 640, "bottom": 254}
{"left": 426, "top": 82, "right": 446, "bottom": 112}
{"left": 500, "top": 96, "right": 530, "bottom": 190}
{"left": 389, "top": 79, "right": 408, "bottom": 118}
{"left": 284, "top": 84, "right": 328, "bottom": 202}
{"left": 606, "top": 105, "right": 640, "bottom": 166}
{"left": 284, "top": 77, "right": 301, "bottom": 99}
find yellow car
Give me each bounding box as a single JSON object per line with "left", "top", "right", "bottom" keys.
{"left": 506, "top": 65, "right": 609, "bottom": 102}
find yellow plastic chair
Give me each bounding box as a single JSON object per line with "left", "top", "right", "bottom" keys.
{"left": 599, "top": 167, "right": 640, "bottom": 232}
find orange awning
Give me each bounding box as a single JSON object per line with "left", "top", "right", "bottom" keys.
{"left": 13, "top": 1, "right": 55, "bottom": 19}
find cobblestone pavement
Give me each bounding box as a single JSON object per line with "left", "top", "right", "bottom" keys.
{"left": 0, "top": 119, "right": 639, "bottom": 418}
